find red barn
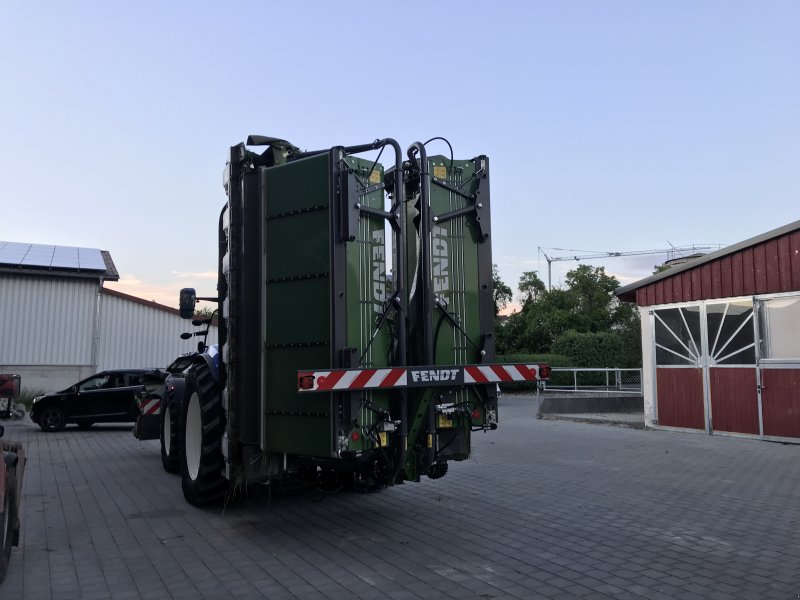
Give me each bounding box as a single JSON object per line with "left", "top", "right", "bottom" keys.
{"left": 616, "top": 220, "right": 800, "bottom": 441}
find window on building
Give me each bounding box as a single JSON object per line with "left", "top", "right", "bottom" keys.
{"left": 654, "top": 306, "right": 701, "bottom": 366}
{"left": 706, "top": 300, "right": 755, "bottom": 365}
{"left": 759, "top": 296, "right": 800, "bottom": 361}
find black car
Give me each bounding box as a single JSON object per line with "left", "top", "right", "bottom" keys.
{"left": 30, "top": 369, "right": 165, "bottom": 432}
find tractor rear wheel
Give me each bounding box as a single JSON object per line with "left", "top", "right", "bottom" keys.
{"left": 180, "top": 363, "right": 227, "bottom": 505}
{"left": 160, "top": 396, "right": 180, "bottom": 474}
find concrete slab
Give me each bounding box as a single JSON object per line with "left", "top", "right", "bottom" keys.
{"left": 541, "top": 412, "right": 646, "bottom": 429}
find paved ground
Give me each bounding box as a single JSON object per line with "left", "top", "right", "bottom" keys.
{"left": 1, "top": 394, "right": 799, "bottom": 600}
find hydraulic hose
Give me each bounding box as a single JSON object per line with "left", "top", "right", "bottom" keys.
{"left": 407, "top": 141, "right": 437, "bottom": 473}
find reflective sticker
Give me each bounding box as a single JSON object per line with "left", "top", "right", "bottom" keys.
{"left": 433, "top": 165, "right": 447, "bottom": 179}
{"left": 427, "top": 434, "right": 433, "bottom": 448}
{"left": 299, "top": 364, "right": 546, "bottom": 392}
{"left": 369, "top": 169, "right": 382, "bottom": 184}
{"left": 379, "top": 432, "right": 388, "bottom": 447}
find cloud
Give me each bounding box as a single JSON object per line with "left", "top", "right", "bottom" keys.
{"left": 107, "top": 272, "right": 219, "bottom": 308}
{"left": 499, "top": 302, "right": 521, "bottom": 316}
{"left": 105, "top": 276, "right": 184, "bottom": 308}
{"left": 170, "top": 270, "right": 218, "bottom": 280}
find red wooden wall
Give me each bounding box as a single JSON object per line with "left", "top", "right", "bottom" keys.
{"left": 656, "top": 368, "right": 705, "bottom": 429}
{"left": 635, "top": 230, "right": 800, "bottom": 306}
{"left": 761, "top": 369, "right": 800, "bottom": 438}
{"left": 709, "top": 368, "right": 759, "bottom": 435}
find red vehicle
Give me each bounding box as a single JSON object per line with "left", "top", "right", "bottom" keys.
{"left": 0, "top": 374, "right": 24, "bottom": 584}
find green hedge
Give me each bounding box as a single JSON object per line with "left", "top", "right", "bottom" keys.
{"left": 551, "top": 330, "right": 641, "bottom": 369}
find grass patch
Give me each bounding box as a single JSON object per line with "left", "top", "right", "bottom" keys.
{"left": 13, "top": 389, "right": 46, "bottom": 410}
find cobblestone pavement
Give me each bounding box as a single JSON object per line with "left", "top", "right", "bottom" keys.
{"left": 1, "top": 394, "right": 799, "bottom": 600}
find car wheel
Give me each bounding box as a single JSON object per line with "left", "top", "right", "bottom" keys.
{"left": 40, "top": 407, "right": 67, "bottom": 432}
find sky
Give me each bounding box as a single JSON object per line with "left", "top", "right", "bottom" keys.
{"left": 1, "top": 1, "right": 798, "bottom": 312}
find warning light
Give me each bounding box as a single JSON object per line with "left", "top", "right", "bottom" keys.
{"left": 538, "top": 364, "right": 551, "bottom": 380}
{"left": 350, "top": 431, "right": 361, "bottom": 442}
{"left": 299, "top": 375, "right": 315, "bottom": 390}
{"left": 471, "top": 409, "right": 481, "bottom": 420}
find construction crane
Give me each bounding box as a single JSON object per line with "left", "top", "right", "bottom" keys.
{"left": 537, "top": 244, "right": 719, "bottom": 290}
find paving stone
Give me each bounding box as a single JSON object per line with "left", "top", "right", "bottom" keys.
{"left": 3, "top": 395, "right": 800, "bottom": 599}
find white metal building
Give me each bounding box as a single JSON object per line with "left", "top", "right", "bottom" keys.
{"left": 0, "top": 241, "right": 217, "bottom": 393}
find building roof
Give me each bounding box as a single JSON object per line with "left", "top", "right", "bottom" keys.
{"left": 616, "top": 220, "right": 800, "bottom": 304}
{"left": 0, "top": 241, "right": 119, "bottom": 281}
{"left": 101, "top": 287, "right": 180, "bottom": 315}
{"left": 101, "top": 287, "right": 219, "bottom": 325}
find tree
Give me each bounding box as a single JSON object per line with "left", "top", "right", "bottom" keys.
{"left": 562, "top": 265, "right": 619, "bottom": 333}
{"left": 518, "top": 271, "right": 546, "bottom": 305}
{"left": 194, "top": 306, "right": 216, "bottom": 319}
{"left": 498, "top": 264, "right": 642, "bottom": 367}
{"left": 653, "top": 263, "right": 671, "bottom": 274}
{"left": 492, "top": 264, "right": 513, "bottom": 316}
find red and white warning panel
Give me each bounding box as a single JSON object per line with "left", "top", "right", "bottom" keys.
{"left": 297, "top": 364, "right": 550, "bottom": 393}
{"left": 137, "top": 396, "right": 161, "bottom": 416}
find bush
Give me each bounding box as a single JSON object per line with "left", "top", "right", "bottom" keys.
{"left": 14, "top": 388, "right": 46, "bottom": 410}
{"left": 550, "top": 331, "right": 632, "bottom": 368}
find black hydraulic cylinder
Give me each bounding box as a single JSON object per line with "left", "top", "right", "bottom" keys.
{"left": 407, "top": 141, "right": 436, "bottom": 472}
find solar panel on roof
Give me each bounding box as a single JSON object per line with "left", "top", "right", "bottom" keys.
{"left": 25, "top": 245, "right": 52, "bottom": 254}
{"left": 78, "top": 248, "right": 107, "bottom": 271}
{"left": 23, "top": 249, "right": 55, "bottom": 266}
{"left": 0, "top": 242, "right": 28, "bottom": 262}
{"left": 22, "top": 245, "right": 56, "bottom": 269}
{"left": 0, "top": 242, "right": 108, "bottom": 272}
{"left": 21, "top": 256, "right": 58, "bottom": 266}
{"left": 2, "top": 242, "right": 27, "bottom": 250}
{"left": 0, "top": 244, "right": 26, "bottom": 264}
{"left": 52, "top": 247, "right": 77, "bottom": 258}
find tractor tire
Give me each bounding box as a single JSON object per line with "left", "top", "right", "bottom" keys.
{"left": 0, "top": 466, "right": 18, "bottom": 583}
{"left": 180, "top": 363, "right": 227, "bottom": 505}
{"left": 160, "top": 396, "right": 180, "bottom": 474}
{"left": 40, "top": 407, "right": 67, "bottom": 432}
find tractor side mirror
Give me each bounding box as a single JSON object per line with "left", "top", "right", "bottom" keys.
{"left": 179, "top": 288, "right": 196, "bottom": 319}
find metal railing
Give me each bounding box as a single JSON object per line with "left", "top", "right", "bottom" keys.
{"left": 543, "top": 368, "right": 642, "bottom": 395}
